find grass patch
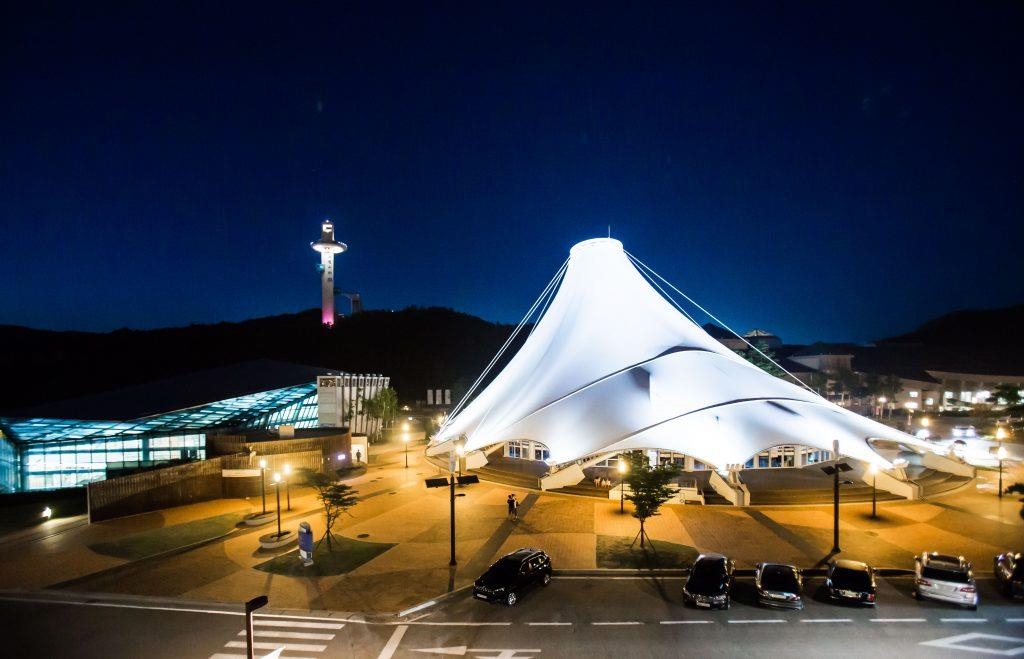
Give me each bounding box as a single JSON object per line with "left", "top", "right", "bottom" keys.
{"left": 596, "top": 534, "right": 699, "bottom": 569}
{"left": 254, "top": 534, "right": 395, "bottom": 576}
{"left": 89, "top": 512, "right": 244, "bottom": 560}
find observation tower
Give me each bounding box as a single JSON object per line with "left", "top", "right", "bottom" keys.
{"left": 310, "top": 219, "right": 347, "bottom": 326}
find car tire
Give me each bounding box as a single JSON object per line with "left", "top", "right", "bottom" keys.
{"left": 505, "top": 592, "right": 517, "bottom": 607}
{"left": 541, "top": 572, "right": 551, "bottom": 586}
{"left": 968, "top": 605, "right": 978, "bottom": 611}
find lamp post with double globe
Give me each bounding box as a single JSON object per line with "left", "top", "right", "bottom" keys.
{"left": 258, "top": 459, "right": 268, "bottom": 515}
{"left": 283, "top": 464, "right": 292, "bottom": 511}
{"left": 272, "top": 472, "right": 283, "bottom": 538}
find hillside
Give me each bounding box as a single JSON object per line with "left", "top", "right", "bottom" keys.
{"left": 0, "top": 308, "right": 523, "bottom": 412}
{"left": 880, "top": 304, "right": 1024, "bottom": 347}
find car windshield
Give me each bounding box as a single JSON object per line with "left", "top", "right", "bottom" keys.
{"left": 688, "top": 559, "right": 726, "bottom": 589}
{"left": 485, "top": 558, "right": 521, "bottom": 581}
{"left": 922, "top": 565, "right": 971, "bottom": 584}
{"left": 760, "top": 566, "right": 798, "bottom": 592}
{"left": 831, "top": 567, "right": 872, "bottom": 591}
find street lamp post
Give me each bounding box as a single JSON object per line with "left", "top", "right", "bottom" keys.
{"left": 618, "top": 458, "right": 629, "bottom": 513}
{"left": 820, "top": 440, "right": 851, "bottom": 554}
{"left": 258, "top": 459, "right": 268, "bottom": 515}
{"left": 449, "top": 441, "right": 463, "bottom": 566}
{"left": 283, "top": 464, "right": 291, "bottom": 511}
{"left": 403, "top": 432, "right": 410, "bottom": 468}
{"left": 272, "top": 472, "right": 282, "bottom": 538}
{"left": 998, "top": 443, "right": 1008, "bottom": 499}
{"left": 456, "top": 444, "right": 465, "bottom": 482}
{"left": 869, "top": 463, "right": 878, "bottom": 519}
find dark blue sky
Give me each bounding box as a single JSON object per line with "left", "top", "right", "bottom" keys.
{"left": 2, "top": 2, "right": 1021, "bottom": 344}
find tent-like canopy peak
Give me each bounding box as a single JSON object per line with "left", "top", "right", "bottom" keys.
{"left": 430, "top": 238, "right": 932, "bottom": 470}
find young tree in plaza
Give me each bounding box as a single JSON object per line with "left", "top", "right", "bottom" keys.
{"left": 300, "top": 469, "right": 360, "bottom": 551}
{"left": 623, "top": 451, "right": 679, "bottom": 548}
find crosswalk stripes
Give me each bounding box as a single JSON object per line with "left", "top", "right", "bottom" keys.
{"left": 209, "top": 617, "right": 344, "bottom": 659}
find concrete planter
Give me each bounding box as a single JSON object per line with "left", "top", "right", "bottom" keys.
{"left": 259, "top": 530, "right": 296, "bottom": 549}
{"left": 244, "top": 512, "right": 277, "bottom": 526}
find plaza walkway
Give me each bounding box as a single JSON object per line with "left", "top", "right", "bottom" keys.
{"left": 0, "top": 439, "right": 1021, "bottom": 615}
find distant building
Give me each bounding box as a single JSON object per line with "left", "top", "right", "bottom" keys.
{"left": 316, "top": 373, "right": 390, "bottom": 434}
{"left": 743, "top": 328, "right": 782, "bottom": 350}
{"left": 425, "top": 388, "right": 452, "bottom": 407}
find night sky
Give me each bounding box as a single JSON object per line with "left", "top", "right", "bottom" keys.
{"left": 2, "top": 3, "right": 1021, "bottom": 344}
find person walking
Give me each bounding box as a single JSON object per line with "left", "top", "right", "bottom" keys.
{"left": 506, "top": 493, "right": 516, "bottom": 520}
{"left": 511, "top": 494, "right": 519, "bottom": 521}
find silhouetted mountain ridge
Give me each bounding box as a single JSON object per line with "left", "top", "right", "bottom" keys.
{"left": 879, "top": 304, "right": 1023, "bottom": 347}
{"left": 0, "top": 307, "right": 524, "bottom": 413}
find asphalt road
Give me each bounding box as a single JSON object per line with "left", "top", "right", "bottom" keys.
{"left": 4, "top": 575, "right": 1024, "bottom": 658}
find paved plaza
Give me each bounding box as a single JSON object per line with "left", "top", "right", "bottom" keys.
{"left": 0, "top": 440, "right": 1021, "bottom": 615}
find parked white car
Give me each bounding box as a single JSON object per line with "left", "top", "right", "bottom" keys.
{"left": 913, "top": 552, "right": 978, "bottom": 609}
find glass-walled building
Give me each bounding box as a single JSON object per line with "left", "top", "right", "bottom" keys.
{"left": 0, "top": 360, "right": 385, "bottom": 493}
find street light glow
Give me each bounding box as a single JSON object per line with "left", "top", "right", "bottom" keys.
{"left": 273, "top": 472, "right": 281, "bottom": 483}
{"left": 259, "top": 458, "right": 267, "bottom": 469}
{"left": 998, "top": 446, "right": 1009, "bottom": 460}
{"left": 283, "top": 464, "right": 291, "bottom": 476}
{"left": 996, "top": 427, "right": 1008, "bottom": 440}
{"left": 618, "top": 458, "right": 628, "bottom": 475}
{"left": 869, "top": 463, "right": 879, "bottom": 476}
{"left": 921, "top": 417, "right": 930, "bottom": 428}
{"left": 41, "top": 506, "right": 52, "bottom": 519}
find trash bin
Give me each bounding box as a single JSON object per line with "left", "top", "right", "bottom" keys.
{"left": 298, "top": 522, "right": 314, "bottom": 566}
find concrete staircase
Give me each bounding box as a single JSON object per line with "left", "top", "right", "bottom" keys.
{"left": 551, "top": 482, "right": 614, "bottom": 499}
{"left": 908, "top": 467, "right": 974, "bottom": 497}
{"left": 748, "top": 484, "right": 904, "bottom": 506}
{"left": 700, "top": 489, "right": 733, "bottom": 505}
{"left": 469, "top": 463, "right": 542, "bottom": 490}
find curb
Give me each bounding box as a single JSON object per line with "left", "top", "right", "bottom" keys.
{"left": 555, "top": 567, "right": 917, "bottom": 578}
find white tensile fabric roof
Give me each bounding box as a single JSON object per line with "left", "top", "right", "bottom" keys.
{"left": 431, "top": 238, "right": 930, "bottom": 469}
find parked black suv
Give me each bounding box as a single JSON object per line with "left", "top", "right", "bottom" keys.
{"left": 473, "top": 548, "right": 552, "bottom": 606}
{"left": 683, "top": 553, "right": 734, "bottom": 609}
{"left": 824, "top": 559, "right": 877, "bottom": 606}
